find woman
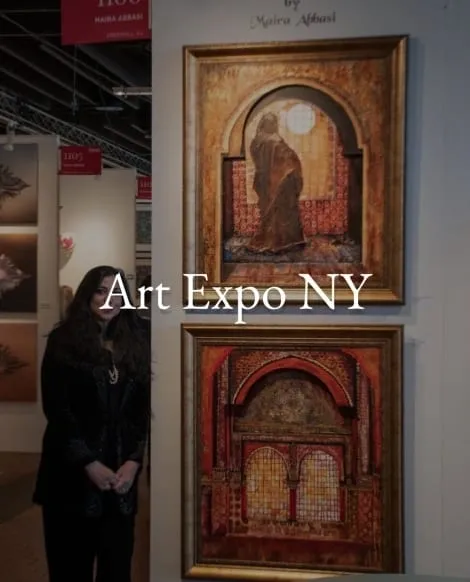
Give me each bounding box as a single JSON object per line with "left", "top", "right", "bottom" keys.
{"left": 33, "top": 265, "right": 151, "bottom": 582}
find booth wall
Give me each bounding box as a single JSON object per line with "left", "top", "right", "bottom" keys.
{"left": 151, "top": 0, "right": 470, "bottom": 577}
{"left": 59, "top": 168, "right": 137, "bottom": 295}
{"left": 439, "top": 1, "right": 470, "bottom": 574}
{"left": 0, "top": 135, "right": 59, "bottom": 452}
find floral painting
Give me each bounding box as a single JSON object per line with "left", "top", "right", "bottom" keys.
{"left": 182, "top": 324, "right": 403, "bottom": 580}
{"left": 0, "top": 144, "right": 39, "bottom": 226}
{"left": 183, "top": 37, "right": 407, "bottom": 304}
{"left": 0, "top": 233, "right": 37, "bottom": 313}
{"left": 0, "top": 322, "right": 37, "bottom": 402}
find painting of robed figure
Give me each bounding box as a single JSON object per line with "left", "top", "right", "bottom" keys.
{"left": 244, "top": 110, "right": 306, "bottom": 254}
{"left": 184, "top": 36, "right": 406, "bottom": 304}
{"left": 181, "top": 324, "right": 403, "bottom": 580}
{"left": 225, "top": 88, "right": 363, "bottom": 266}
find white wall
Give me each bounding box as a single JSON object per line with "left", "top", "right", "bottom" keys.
{"left": 59, "top": 168, "right": 137, "bottom": 295}
{"left": 440, "top": 1, "right": 470, "bottom": 577}
{"left": 151, "top": 0, "right": 470, "bottom": 578}
{"left": 0, "top": 135, "right": 59, "bottom": 452}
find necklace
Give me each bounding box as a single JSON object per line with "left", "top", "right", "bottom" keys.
{"left": 108, "top": 355, "right": 119, "bottom": 385}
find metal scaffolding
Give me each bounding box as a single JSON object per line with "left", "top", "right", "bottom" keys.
{"left": 0, "top": 90, "right": 151, "bottom": 175}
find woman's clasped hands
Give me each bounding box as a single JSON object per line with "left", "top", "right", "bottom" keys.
{"left": 85, "top": 460, "right": 140, "bottom": 494}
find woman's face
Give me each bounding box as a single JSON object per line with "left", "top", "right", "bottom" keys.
{"left": 90, "top": 275, "right": 123, "bottom": 322}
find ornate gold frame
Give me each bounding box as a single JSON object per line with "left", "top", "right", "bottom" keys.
{"left": 181, "top": 324, "right": 404, "bottom": 580}
{"left": 183, "top": 36, "right": 407, "bottom": 305}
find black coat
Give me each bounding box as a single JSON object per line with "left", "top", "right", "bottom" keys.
{"left": 33, "top": 322, "right": 150, "bottom": 518}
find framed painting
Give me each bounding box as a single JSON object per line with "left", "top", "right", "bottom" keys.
{"left": 0, "top": 232, "right": 38, "bottom": 313}
{"left": 0, "top": 322, "right": 37, "bottom": 402}
{"left": 182, "top": 324, "right": 403, "bottom": 580}
{"left": 183, "top": 36, "right": 407, "bottom": 305}
{"left": 0, "top": 143, "right": 39, "bottom": 226}
{"left": 136, "top": 202, "right": 151, "bottom": 253}
{"left": 136, "top": 256, "right": 151, "bottom": 287}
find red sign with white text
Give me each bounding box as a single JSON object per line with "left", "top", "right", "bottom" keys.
{"left": 59, "top": 146, "right": 102, "bottom": 175}
{"left": 61, "top": 0, "right": 150, "bottom": 46}
{"left": 137, "top": 176, "right": 151, "bottom": 200}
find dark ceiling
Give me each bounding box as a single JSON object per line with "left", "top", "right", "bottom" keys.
{"left": 0, "top": 0, "right": 151, "bottom": 174}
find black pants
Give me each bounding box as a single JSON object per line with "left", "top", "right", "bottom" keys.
{"left": 42, "top": 506, "right": 136, "bottom": 582}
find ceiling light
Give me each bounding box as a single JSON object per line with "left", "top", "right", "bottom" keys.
{"left": 95, "top": 105, "right": 124, "bottom": 112}
{"left": 112, "top": 86, "right": 152, "bottom": 97}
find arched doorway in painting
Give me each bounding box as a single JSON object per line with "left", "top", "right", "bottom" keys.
{"left": 297, "top": 449, "right": 342, "bottom": 523}
{"left": 234, "top": 367, "right": 349, "bottom": 529}
{"left": 222, "top": 85, "right": 363, "bottom": 273}
{"left": 244, "top": 446, "right": 290, "bottom": 522}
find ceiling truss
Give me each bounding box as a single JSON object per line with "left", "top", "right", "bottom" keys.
{"left": 0, "top": 90, "right": 151, "bottom": 175}
{"left": 0, "top": 3, "right": 151, "bottom": 175}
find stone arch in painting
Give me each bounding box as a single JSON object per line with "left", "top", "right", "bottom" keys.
{"left": 233, "top": 355, "right": 352, "bottom": 409}
{"left": 224, "top": 83, "right": 364, "bottom": 244}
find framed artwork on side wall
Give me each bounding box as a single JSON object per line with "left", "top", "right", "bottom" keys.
{"left": 136, "top": 202, "right": 151, "bottom": 253}
{"left": 136, "top": 256, "right": 151, "bottom": 287}
{"left": 181, "top": 324, "right": 403, "bottom": 580}
{"left": 0, "top": 232, "right": 38, "bottom": 313}
{"left": 0, "top": 143, "right": 39, "bottom": 226}
{"left": 0, "top": 321, "right": 37, "bottom": 402}
{"left": 183, "top": 36, "right": 407, "bottom": 305}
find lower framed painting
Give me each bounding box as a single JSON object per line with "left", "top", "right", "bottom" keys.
{"left": 0, "top": 321, "right": 37, "bottom": 402}
{"left": 181, "top": 324, "right": 403, "bottom": 580}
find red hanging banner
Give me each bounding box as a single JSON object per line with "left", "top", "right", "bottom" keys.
{"left": 137, "top": 176, "right": 151, "bottom": 200}
{"left": 59, "top": 146, "right": 103, "bottom": 175}
{"left": 60, "top": 0, "right": 151, "bottom": 46}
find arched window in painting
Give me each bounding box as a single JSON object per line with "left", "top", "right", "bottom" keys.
{"left": 297, "top": 450, "right": 340, "bottom": 522}
{"left": 222, "top": 84, "right": 363, "bottom": 273}
{"left": 245, "top": 447, "right": 289, "bottom": 521}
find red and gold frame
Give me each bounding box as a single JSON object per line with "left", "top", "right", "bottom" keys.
{"left": 181, "top": 324, "right": 403, "bottom": 580}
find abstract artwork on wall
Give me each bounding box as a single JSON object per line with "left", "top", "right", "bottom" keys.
{"left": 136, "top": 202, "right": 151, "bottom": 253}
{"left": 0, "top": 233, "right": 37, "bottom": 313}
{"left": 0, "top": 144, "right": 39, "bottom": 226}
{"left": 182, "top": 324, "right": 403, "bottom": 580}
{"left": 183, "top": 37, "right": 407, "bottom": 304}
{"left": 0, "top": 322, "right": 37, "bottom": 402}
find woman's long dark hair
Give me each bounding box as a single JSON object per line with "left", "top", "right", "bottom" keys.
{"left": 53, "top": 265, "right": 150, "bottom": 384}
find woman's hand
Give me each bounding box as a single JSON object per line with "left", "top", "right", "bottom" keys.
{"left": 85, "top": 461, "right": 117, "bottom": 491}
{"left": 113, "top": 460, "right": 140, "bottom": 494}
